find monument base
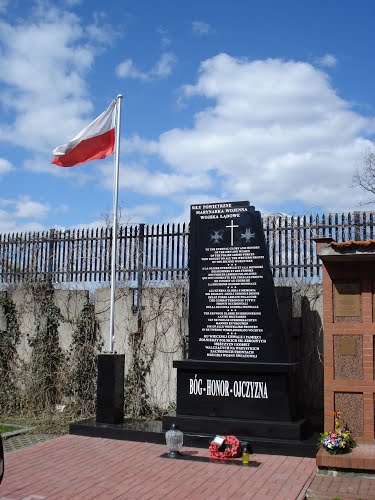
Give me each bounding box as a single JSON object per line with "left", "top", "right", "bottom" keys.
{"left": 69, "top": 416, "right": 317, "bottom": 457}
{"left": 164, "top": 359, "right": 308, "bottom": 445}
{"left": 162, "top": 413, "right": 307, "bottom": 441}
{"left": 172, "top": 359, "right": 302, "bottom": 420}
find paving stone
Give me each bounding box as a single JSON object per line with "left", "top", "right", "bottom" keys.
{"left": 3, "top": 433, "right": 58, "bottom": 453}
{"left": 2, "top": 434, "right": 375, "bottom": 499}
{"left": 1, "top": 435, "right": 316, "bottom": 499}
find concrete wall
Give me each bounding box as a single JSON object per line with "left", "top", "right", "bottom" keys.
{"left": 6, "top": 287, "right": 89, "bottom": 362}
{"left": 95, "top": 284, "right": 188, "bottom": 408}
{"left": 0, "top": 283, "right": 323, "bottom": 416}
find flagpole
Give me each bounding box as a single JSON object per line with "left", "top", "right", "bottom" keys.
{"left": 109, "top": 94, "right": 123, "bottom": 353}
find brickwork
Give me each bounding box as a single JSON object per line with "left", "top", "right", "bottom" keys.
{"left": 317, "top": 240, "right": 375, "bottom": 450}
{"left": 316, "top": 444, "right": 375, "bottom": 470}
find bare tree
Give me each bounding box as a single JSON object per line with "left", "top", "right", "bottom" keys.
{"left": 353, "top": 147, "right": 375, "bottom": 204}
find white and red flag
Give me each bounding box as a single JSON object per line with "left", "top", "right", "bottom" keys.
{"left": 51, "top": 100, "right": 117, "bottom": 167}
{"left": 51, "top": 94, "right": 123, "bottom": 353}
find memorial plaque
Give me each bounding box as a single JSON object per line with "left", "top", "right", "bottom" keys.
{"left": 340, "top": 337, "right": 357, "bottom": 356}
{"left": 188, "top": 201, "right": 287, "bottom": 363}
{"left": 333, "top": 281, "right": 361, "bottom": 318}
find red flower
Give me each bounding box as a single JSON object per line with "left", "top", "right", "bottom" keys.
{"left": 209, "top": 435, "right": 241, "bottom": 460}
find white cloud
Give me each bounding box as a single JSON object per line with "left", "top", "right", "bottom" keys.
{"left": 23, "top": 154, "right": 100, "bottom": 193}
{"left": 0, "top": 158, "right": 13, "bottom": 176}
{"left": 115, "top": 59, "right": 148, "bottom": 80}
{"left": 86, "top": 12, "right": 117, "bottom": 46}
{"left": 0, "top": 195, "right": 52, "bottom": 232}
{"left": 151, "top": 52, "right": 176, "bottom": 77}
{"left": 316, "top": 53, "right": 338, "bottom": 68}
{"left": 123, "top": 134, "right": 159, "bottom": 155}
{"left": 64, "top": 0, "right": 83, "bottom": 7}
{"left": 72, "top": 204, "right": 160, "bottom": 228}
{"left": 115, "top": 52, "right": 177, "bottom": 80}
{"left": 0, "top": 0, "right": 8, "bottom": 14}
{"left": 99, "top": 160, "right": 212, "bottom": 197}
{"left": 157, "top": 27, "right": 171, "bottom": 47}
{"left": 192, "top": 21, "right": 214, "bottom": 36}
{"left": 0, "top": 195, "right": 70, "bottom": 234}
{"left": 0, "top": 207, "right": 47, "bottom": 233}
{"left": 13, "top": 195, "right": 50, "bottom": 219}
{"left": 0, "top": 209, "right": 17, "bottom": 233}
{"left": 132, "top": 53, "right": 374, "bottom": 212}
{"left": 0, "top": 4, "right": 115, "bottom": 155}
{"left": 121, "top": 204, "right": 161, "bottom": 223}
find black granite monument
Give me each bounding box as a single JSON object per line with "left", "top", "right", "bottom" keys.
{"left": 163, "top": 201, "right": 306, "bottom": 442}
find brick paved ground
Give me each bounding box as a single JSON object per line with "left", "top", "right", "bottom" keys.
{"left": 1, "top": 435, "right": 316, "bottom": 500}
{"left": 306, "top": 473, "right": 375, "bottom": 500}
{"left": 2, "top": 434, "right": 375, "bottom": 499}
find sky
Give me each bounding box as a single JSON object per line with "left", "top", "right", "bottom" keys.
{"left": 0, "top": 0, "right": 374, "bottom": 233}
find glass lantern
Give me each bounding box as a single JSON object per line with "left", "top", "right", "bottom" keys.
{"left": 165, "top": 423, "right": 183, "bottom": 457}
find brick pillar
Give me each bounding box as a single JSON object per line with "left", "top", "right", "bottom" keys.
{"left": 316, "top": 238, "right": 375, "bottom": 445}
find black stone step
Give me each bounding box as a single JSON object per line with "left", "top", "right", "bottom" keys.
{"left": 162, "top": 412, "right": 308, "bottom": 440}
{"left": 69, "top": 417, "right": 318, "bottom": 458}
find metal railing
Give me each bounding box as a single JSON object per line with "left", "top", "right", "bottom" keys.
{"left": 0, "top": 212, "right": 373, "bottom": 284}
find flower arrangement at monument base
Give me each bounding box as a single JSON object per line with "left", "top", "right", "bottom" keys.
{"left": 318, "top": 412, "right": 356, "bottom": 455}
{"left": 209, "top": 435, "right": 241, "bottom": 460}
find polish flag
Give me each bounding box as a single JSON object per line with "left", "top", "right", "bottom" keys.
{"left": 51, "top": 100, "right": 117, "bottom": 167}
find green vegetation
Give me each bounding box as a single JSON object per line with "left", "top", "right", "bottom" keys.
{"left": 0, "top": 415, "right": 70, "bottom": 436}
{"left": 0, "top": 424, "right": 20, "bottom": 434}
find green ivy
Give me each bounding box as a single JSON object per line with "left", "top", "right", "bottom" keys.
{"left": 124, "top": 315, "right": 156, "bottom": 418}
{"left": 27, "top": 284, "right": 64, "bottom": 409}
{"left": 0, "top": 292, "right": 21, "bottom": 412}
{"left": 69, "top": 302, "right": 101, "bottom": 412}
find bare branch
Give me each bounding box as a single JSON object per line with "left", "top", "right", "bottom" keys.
{"left": 352, "top": 147, "right": 375, "bottom": 205}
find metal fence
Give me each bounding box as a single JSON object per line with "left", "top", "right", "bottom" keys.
{"left": 0, "top": 212, "right": 374, "bottom": 284}
{"left": 265, "top": 211, "right": 374, "bottom": 278}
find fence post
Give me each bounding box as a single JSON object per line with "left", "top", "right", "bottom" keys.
{"left": 46, "top": 228, "right": 55, "bottom": 284}
{"left": 133, "top": 223, "right": 145, "bottom": 315}
{"left": 354, "top": 212, "right": 361, "bottom": 241}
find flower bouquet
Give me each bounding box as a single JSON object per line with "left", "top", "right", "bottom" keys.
{"left": 318, "top": 412, "right": 356, "bottom": 455}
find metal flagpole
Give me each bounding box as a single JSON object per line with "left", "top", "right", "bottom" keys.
{"left": 108, "top": 94, "right": 123, "bottom": 353}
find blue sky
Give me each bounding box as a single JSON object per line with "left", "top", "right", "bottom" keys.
{"left": 0, "top": 0, "right": 374, "bottom": 233}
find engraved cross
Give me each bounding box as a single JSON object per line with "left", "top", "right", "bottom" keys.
{"left": 226, "top": 219, "right": 239, "bottom": 246}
